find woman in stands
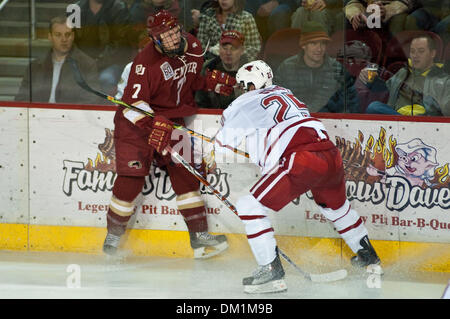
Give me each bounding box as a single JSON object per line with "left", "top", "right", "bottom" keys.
{"left": 196, "top": 0, "right": 262, "bottom": 61}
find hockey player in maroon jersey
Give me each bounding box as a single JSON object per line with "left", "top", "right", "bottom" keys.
{"left": 103, "top": 10, "right": 235, "bottom": 259}
{"left": 204, "top": 60, "right": 381, "bottom": 293}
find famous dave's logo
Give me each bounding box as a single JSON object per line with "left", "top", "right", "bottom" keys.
{"left": 62, "top": 128, "right": 230, "bottom": 199}
{"left": 333, "top": 127, "right": 450, "bottom": 211}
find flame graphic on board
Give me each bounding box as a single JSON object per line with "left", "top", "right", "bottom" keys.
{"left": 336, "top": 127, "right": 450, "bottom": 187}
{"left": 85, "top": 153, "right": 116, "bottom": 172}
{"left": 85, "top": 128, "right": 116, "bottom": 172}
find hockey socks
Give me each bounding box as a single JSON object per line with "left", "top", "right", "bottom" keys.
{"left": 104, "top": 176, "right": 145, "bottom": 254}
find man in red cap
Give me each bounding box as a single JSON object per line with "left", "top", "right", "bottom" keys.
{"left": 103, "top": 10, "right": 235, "bottom": 259}
{"left": 196, "top": 30, "right": 249, "bottom": 109}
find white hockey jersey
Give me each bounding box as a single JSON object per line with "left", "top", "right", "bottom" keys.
{"left": 214, "top": 85, "right": 328, "bottom": 174}
{"left": 115, "top": 62, "right": 132, "bottom": 100}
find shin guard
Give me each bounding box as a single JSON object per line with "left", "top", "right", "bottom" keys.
{"left": 176, "top": 191, "right": 208, "bottom": 233}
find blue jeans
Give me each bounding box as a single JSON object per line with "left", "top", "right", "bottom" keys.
{"left": 366, "top": 101, "right": 400, "bottom": 115}
{"left": 406, "top": 8, "right": 440, "bottom": 30}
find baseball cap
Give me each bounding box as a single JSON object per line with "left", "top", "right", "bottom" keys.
{"left": 220, "top": 30, "right": 245, "bottom": 47}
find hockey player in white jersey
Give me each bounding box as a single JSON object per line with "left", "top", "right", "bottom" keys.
{"left": 204, "top": 60, "right": 381, "bottom": 293}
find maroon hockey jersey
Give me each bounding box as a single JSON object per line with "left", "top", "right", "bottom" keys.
{"left": 121, "top": 32, "right": 206, "bottom": 119}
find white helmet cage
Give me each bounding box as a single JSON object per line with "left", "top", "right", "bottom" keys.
{"left": 236, "top": 60, "right": 273, "bottom": 91}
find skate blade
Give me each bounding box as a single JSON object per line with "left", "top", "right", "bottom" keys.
{"left": 193, "top": 241, "right": 229, "bottom": 259}
{"left": 309, "top": 269, "right": 348, "bottom": 282}
{"left": 104, "top": 249, "right": 131, "bottom": 263}
{"left": 366, "top": 264, "right": 384, "bottom": 275}
{"left": 244, "top": 279, "right": 287, "bottom": 294}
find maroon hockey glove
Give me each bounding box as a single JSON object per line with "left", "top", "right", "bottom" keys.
{"left": 148, "top": 115, "right": 174, "bottom": 154}
{"left": 204, "top": 69, "right": 236, "bottom": 96}
{"left": 214, "top": 84, "right": 234, "bottom": 96}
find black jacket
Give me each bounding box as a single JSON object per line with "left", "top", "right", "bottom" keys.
{"left": 15, "top": 46, "right": 103, "bottom": 104}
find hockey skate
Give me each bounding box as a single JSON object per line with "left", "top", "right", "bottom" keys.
{"left": 190, "top": 232, "right": 228, "bottom": 259}
{"left": 103, "top": 232, "right": 121, "bottom": 256}
{"left": 243, "top": 251, "right": 287, "bottom": 294}
{"left": 351, "top": 235, "right": 383, "bottom": 274}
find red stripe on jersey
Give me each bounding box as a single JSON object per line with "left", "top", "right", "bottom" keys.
{"left": 247, "top": 227, "right": 274, "bottom": 239}
{"left": 261, "top": 118, "right": 321, "bottom": 168}
{"left": 251, "top": 152, "right": 296, "bottom": 201}
{"left": 338, "top": 218, "right": 363, "bottom": 235}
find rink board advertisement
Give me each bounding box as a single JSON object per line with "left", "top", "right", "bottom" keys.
{"left": 0, "top": 104, "right": 449, "bottom": 265}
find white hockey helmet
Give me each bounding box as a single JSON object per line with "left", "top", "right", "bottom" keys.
{"left": 236, "top": 60, "right": 273, "bottom": 91}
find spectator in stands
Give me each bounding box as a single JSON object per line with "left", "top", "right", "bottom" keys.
{"left": 15, "top": 16, "right": 101, "bottom": 104}
{"left": 196, "top": 30, "right": 248, "bottom": 109}
{"left": 129, "top": 0, "right": 180, "bottom": 25}
{"left": 432, "top": 1, "right": 450, "bottom": 43}
{"left": 402, "top": 0, "right": 450, "bottom": 43}
{"left": 274, "top": 21, "right": 360, "bottom": 113}
{"left": 291, "top": 0, "right": 339, "bottom": 35}
{"left": 245, "top": 0, "right": 298, "bottom": 42}
{"left": 197, "top": 0, "right": 262, "bottom": 61}
{"left": 74, "top": 0, "right": 132, "bottom": 95}
{"left": 403, "top": 0, "right": 441, "bottom": 31}
{"left": 359, "top": 35, "right": 450, "bottom": 116}
{"left": 189, "top": 0, "right": 217, "bottom": 36}
{"left": 344, "top": 0, "right": 420, "bottom": 35}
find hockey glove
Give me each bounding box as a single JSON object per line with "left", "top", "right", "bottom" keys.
{"left": 148, "top": 115, "right": 174, "bottom": 154}
{"left": 204, "top": 69, "right": 236, "bottom": 96}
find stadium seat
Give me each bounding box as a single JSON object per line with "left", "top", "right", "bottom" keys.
{"left": 445, "top": 42, "right": 450, "bottom": 62}
{"left": 263, "top": 28, "right": 302, "bottom": 71}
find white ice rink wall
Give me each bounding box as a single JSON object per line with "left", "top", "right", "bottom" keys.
{"left": 0, "top": 103, "right": 449, "bottom": 271}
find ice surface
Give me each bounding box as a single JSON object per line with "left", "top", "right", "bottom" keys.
{"left": 0, "top": 250, "right": 447, "bottom": 299}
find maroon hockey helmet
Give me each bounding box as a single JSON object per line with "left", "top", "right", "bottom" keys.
{"left": 147, "top": 10, "right": 179, "bottom": 38}
{"left": 146, "top": 10, "right": 185, "bottom": 57}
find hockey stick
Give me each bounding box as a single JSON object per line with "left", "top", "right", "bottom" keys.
{"left": 68, "top": 57, "right": 249, "bottom": 159}
{"left": 165, "top": 145, "right": 347, "bottom": 283}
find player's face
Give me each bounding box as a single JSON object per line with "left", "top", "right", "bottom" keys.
{"left": 48, "top": 23, "right": 74, "bottom": 56}
{"left": 159, "top": 26, "right": 182, "bottom": 52}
